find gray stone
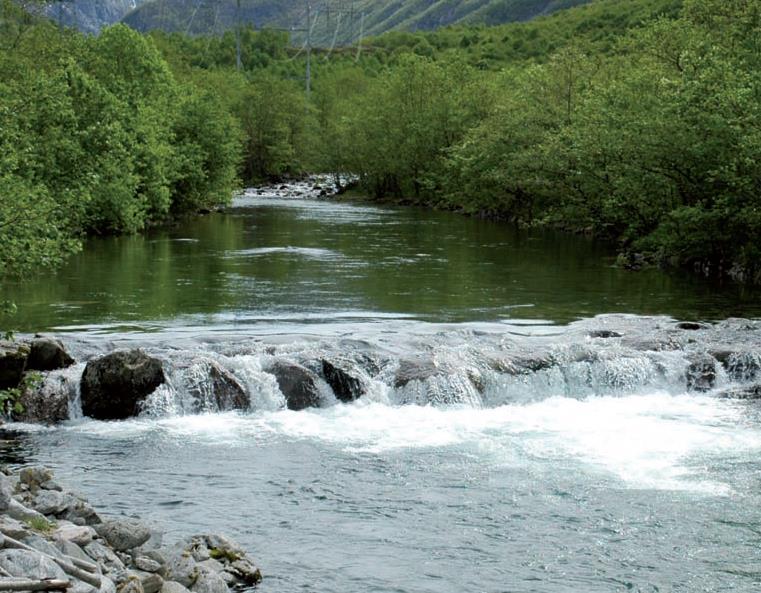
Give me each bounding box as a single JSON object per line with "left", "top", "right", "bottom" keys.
{"left": 27, "top": 338, "right": 75, "bottom": 372}
{"left": 0, "top": 516, "right": 30, "bottom": 539}
{"left": 0, "top": 549, "right": 67, "bottom": 580}
{"left": 33, "top": 489, "right": 67, "bottom": 515}
{"left": 100, "top": 576, "right": 117, "bottom": 593}
{"left": 227, "top": 559, "right": 261, "bottom": 586}
{"left": 118, "top": 579, "right": 144, "bottom": 593}
{"left": 196, "top": 559, "right": 224, "bottom": 574}
{"left": 6, "top": 498, "right": 46, "bottom": 523}
{"left": 0, "top": 474, "right": 14, "bottom": 511}
{"left": 22, "top": 534, "right": 66, "bottom": 560}
{"left": 164, "top": 551, "right": 198, "bottom": 588}
{"left": 134, "top": 556, "right": 162, "bottom": 573}
{"left": 202, "top": 535, "right": 243, "bottom": 559}
{"left": 130, "top": 570, "right": 163, "bottom": 593}
{"left": 85, "top": 541, "right": 126, "bottom": 573}
{"left": 53, "top": 522, "right": 97, "bottom": 546}
{"left": 81, "top": 350, "right": 165, "bottom": 420}
{"left": 268, "top": 360, "right": 322, "bottom": 410}
{"left": 95, "top": 520, "right": 151, "bottom": 552}
{"left": 161, "top": 582, "right": 192, "bottom": 593}
{"left": 190, "top": 568, "right": 229, "bottom": 593}
{"left": 61, "top": 494, "right": 101, "bottom": 526}
{"left": 41, "top": 480, "right": 63, "bottom": 491}
{"left": 56, "top": 539, "right": 93, "bottom": 564}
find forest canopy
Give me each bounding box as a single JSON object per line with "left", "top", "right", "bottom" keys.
{"left": 1, "top": 0, "right": 759, "bottom": 283}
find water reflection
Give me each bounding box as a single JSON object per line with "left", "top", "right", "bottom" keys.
{"left": 2, "top": 197, "right": 760, "bottom": 332}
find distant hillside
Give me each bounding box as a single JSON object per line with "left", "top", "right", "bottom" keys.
{"left": 122, "top": 0, "right": 593, "bottom": 45}
{"left": 40, "top": 0, "right": 150, "bottom": 33}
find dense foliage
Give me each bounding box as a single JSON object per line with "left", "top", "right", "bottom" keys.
{"left": 2, "top": 0, "right": 759, "bottom": 287}
{"left": 0, "top": 0, "right": 241, "bottom": 279}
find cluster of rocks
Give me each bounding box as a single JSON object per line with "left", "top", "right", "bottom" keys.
{"left": 0, "top": 467, "right": 261, "bottom": 593}
{"left": 3, "top": 317, "right": 761, "bottom": 426}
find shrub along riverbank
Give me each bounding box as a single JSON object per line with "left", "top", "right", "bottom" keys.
{"left": 1, "top": 0, "right": 759, "bottom": 286}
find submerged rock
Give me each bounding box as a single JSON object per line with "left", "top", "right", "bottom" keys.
{"left": 321, "top": 359, "right": 366, "bottom": 402}
{"left": 27, "top": 338, "right": 75, "bottom": 372}
{"left": 81, "top": 350, "right": 165, "bottom": 420}
{"left": 394, "top": 357, "right": 438, "bottom": 388}
{"left": 268, "top": 361, "right": 322, "bottom": 410}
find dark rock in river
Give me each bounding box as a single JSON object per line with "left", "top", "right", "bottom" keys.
{"left": 686, "top": 353, "right": 717, "bottom": 392}
{"left": 0, "top": 341, "right": 29, "bottom": 390}
{"left": 676, "top": 322, "right": 708, "bottom": 331}
{"left": 81, "top": 350, "right": 165, "bottom": 420}
{"left": 269, "top": 361, "right": 322, "bottom": 410}
{"left": 184, "top": 359, "right": 249, "bottom": 412}
{"left": 26, "top": 338, "right": 74, "bottom": 371}
{"left": 321, "top": 359, "right": 366, "bottom": 402}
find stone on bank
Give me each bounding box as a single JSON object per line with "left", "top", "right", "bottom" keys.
{"left": 0, "top": 466, "right": 262, "bottom": 593}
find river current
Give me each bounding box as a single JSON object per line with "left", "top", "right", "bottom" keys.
{"left": 2, "top": 183, "right": 761, "bottom": 592}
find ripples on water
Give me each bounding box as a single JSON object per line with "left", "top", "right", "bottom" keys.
{"left": 3, "top": 187, "right": 761, "bottom": 592}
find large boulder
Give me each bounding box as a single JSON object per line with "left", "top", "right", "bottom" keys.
{"left": 26, "top": 338, "right": 75, "bottom": 371}
{"left": 321, "top": 359, "right": 366, "bottom": 402}
{"left": 81, "top": 350, "right": 165, "bottom": 420}
{"left": 0, "top": 340, "right": 29, "bottom": 390}
{"left": 268, "top": 361, "right": 321, "bottom": 410}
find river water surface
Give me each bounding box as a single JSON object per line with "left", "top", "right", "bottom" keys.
{"left": 2, "top": 185, "right": 761, "bottom": 592}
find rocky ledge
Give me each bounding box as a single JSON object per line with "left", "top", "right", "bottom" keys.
{"left": 0, "top": 466, "right": 261, "bottom": 593}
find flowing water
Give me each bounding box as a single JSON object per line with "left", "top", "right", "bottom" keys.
{"left": 2, "top": 183, "right": 761, "bottom": 592}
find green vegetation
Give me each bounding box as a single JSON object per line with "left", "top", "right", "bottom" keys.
{"left": 2, "top": 0, "right": 760, "bottom": 295}
{"left": 0, "top": 0, "right": 241, "bottom": 281}
{"left": 24, "top": 515, "right": 56, "bottom": 533}
{"left": 0, "top": 371, "right": 40, "bottom": 416}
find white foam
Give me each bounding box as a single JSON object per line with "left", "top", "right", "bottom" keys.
{"left": 55, "top": 393, "right": 761, "bottom": 494}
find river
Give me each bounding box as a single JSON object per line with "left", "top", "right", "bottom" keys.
{"left": 2, "top": 183, "right": 761, "bottom": 592}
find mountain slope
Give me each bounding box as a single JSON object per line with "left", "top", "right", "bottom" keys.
{"left": 41, "top": 0, "right": 150, "bottom": 33}
{"left": 122, "top": 0, "right": 594, "bottom": 45}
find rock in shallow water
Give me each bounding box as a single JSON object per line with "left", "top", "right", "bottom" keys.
{"left": 268, "top": 360, "right": 322, "bottom": 410}
{"left": 81, "top": 350, "right": 165, "bottom": 420}
{"left": 321, "top": 359, "right": 366, "bottom": 402}
{"left": 26, "top": 338, "right": 75, "bottom": 372}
